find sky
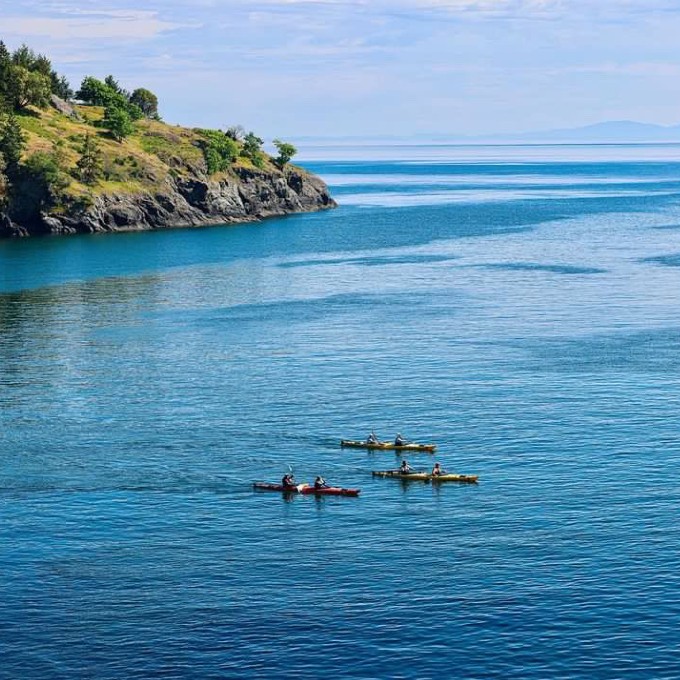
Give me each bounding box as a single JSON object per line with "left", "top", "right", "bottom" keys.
{"left": 2, "top": 0, "right": 680, "bottom": 139}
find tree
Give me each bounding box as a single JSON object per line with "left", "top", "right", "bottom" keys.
{"left": 130, "top": 88, "right": 159, "bottom": 119}
{"left": 225, "top": 124, "right": 245, "bottom": 141}
{"left": 196, "top": 129, "right": 239, "bottom": 174}
{"left": 0, "top": 44, "right": 54, "bottom": 111}
{"left": 7, "top": 66, "right": 51, "bottom": 110}
{"left": 52, "top": 139, "right": 68, "bottom": 174}
{"left": 102, "top": 105, "right": 134, "bottom": 142}
{"left": 76, "top": 133, "right": 103, "bottom": 185}
{"left": 104, "top": 75, "right": 123, "bottom": 94}
{"left": 126, "top": 102, "right": 144, "bottom": 122}
{"left": 0, "top": 42, "right": 11, "bottom": 110}
{"left": 12, "top": 45, "right": 39, "bottom": 69}
{"left": 50, "top": 72, "right": 73, "bottom": 100}
{"left": 272, "top": 139, "right": 297, "bottom": 169}
{"left": 23, "top": 150, "right": 70, "bottom": 199}
{"left": 0, "top": 152, "right": 8, "bottom": 207}
{"left": 32, "top": 54, "right": 53, "bottom": 78}
{"left": 77, "top": 76, "right": 146, "bottom": 123}
{"left": 77, "top": 76, "right": 115, "bottom": 106}
{"left": 242, "top": 131, "right": 263, "bottom": 158}
{"left": 0, "top": 114, "right": 26, "bottom": 174}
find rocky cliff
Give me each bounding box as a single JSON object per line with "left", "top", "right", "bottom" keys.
{"left": 0, "top": 165, "right": 335, "bottom": 238}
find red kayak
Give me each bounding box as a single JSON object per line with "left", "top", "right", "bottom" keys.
{"left": 253, "top": 482, "right": 360, "bottom": 497}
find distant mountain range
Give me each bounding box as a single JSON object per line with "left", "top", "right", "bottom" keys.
{"left": 483, "top": 121, "right": 680, "bottom": 143}
{"left": 294, "top": 121, "right": 680, "bottom": 145}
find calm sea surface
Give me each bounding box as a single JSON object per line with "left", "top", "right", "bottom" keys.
{"left": 2, "top": 144, "right": 680, "bottom": 679}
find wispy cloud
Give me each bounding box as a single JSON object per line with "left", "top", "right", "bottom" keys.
{"left": 1, "top": 9, "right": 196, "bottom": 41}
{"left": 3, "top": 0, "right": 680, "bottom": 135}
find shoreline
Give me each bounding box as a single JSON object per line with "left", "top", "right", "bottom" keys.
{"left": 0, "top": 167, "right": 336, "bottom": 239}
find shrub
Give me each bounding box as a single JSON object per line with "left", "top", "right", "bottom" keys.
{"left": 102, "top": 105, "right": 134, "bottom": 142}
{"left": 196, "top": 129, "right": 238, "bottom": 174}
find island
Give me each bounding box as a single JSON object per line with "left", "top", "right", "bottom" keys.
{"left": 0, "top": 42, "right": 335, "bottom": 239}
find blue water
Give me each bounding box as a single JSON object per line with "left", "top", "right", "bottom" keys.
{"left": 2, "top": 144, "right": 680, "bottom": 679}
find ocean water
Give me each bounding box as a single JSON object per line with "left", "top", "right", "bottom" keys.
{"left": 2, "top": 144, "right": 680, "bottom": 679}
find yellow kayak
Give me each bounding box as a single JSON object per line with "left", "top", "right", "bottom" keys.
{"left": 341, "top": 439, "right": 437, "bottom": 453}
{"left": 372, "top": 470, "right": 478, "bottom": 483}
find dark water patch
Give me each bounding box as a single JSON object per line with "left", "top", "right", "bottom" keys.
{"left": 469, "top": 262, "right": 607, "bottom": 275}
{"left": 147, "top": 291, "right": 453, "bottom": 329}
{"left": 649, "top": 223, "right": 680, "bottom": 230}
{"left": 278, "top": 254, "right": 458, "bottom": 269}
{"left": 640, "top": 253, "right": 680, "bottom": 267}
{"left": 525, "top": 327, "right": 680, "bottom": 373}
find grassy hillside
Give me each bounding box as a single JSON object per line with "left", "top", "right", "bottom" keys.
{"left": 0, "top": 44, "right": 324, "bottom": 236}
{"left": 14, "top": 102, "right": 284, "bottom": 203}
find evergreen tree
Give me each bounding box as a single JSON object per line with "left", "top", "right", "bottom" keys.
{"left": 0, "top": 114, "right": 26, "bottom": 174}
{"left": 75, "top": 133, "right": 103, "bottom": 185}
{"left": 52, "top": 139, "right": 68, "bottom": 173}
{"left": 32, "top": 54, "right": 52, "bottom": 78}
{"left": 50, "top": 72, "right": 73, "bottom": 100}
{"left": 11, "top": 44, "right": 36, "bottom": 69}
{"left": 0, "top": 151, "right": 8, "bottom": 207}
{"left": 242, "top": 132, "right": 263, "bottom": 158}
{"left": 0, "top": 42, "right": 11, "bottom": 110}
{"left": 104, "top": 75, "right": 125, "bottom": 96}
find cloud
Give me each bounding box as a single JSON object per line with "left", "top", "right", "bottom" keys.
{"left": 1, "top": 9, "right": 197, "bottom": 41}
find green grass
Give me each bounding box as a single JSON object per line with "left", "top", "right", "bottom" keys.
{"left": 12, "top": 103, "right": 285, "bottom": 202}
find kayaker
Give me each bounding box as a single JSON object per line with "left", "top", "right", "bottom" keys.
{"left": 431, "top": 462, "right": 443, "bottom": 477}
{"left": 394, "top": 433, "right": 406, "bottom": 446}
{"left": 367, "top": 431, "right": 380, "bottom": 445}
{"left": 281, "top": 473, "right": 296, "bottom": 489}
{"left": 399, "top": 459, "right": 413, "bottom": 474}
{"left": 314, "top": 476, "right": 329, "bottom": 489}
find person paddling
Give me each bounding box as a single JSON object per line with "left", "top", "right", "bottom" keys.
{"left": 282, "top": 473, "right": 296, "bottom": 489}
{"left": 399, "top": 459, "right": 413, "bottom": 474}
{"left": 394, "top": 433, "right": 407, "bottom": 446}
{"left": 314, "top": 476, "right": 329, "bottom": 490}
{"left": 367, "top": 431, "right": 380, "bottom": 445}
{"left": 431, "top": 462, "right": 443, "bottom": 477}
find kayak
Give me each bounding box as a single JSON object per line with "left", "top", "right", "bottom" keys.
{"left": 253, "top": 482, "right": 361, "bottom": 497}
{"left": 341, "top": 439, "right": 437, "bottom": 453}
{"left": 372, "top": 470, "right": 479, "bottom": 484}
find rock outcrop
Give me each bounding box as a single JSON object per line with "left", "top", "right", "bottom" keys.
{"left": 50, "top": 95, "right": 81, "bottom": 120}
{"left": 0, "top": 166, "right": 335, "bottom": 238}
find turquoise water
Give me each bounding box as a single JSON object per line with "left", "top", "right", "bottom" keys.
{"left": 2, "top": 145, "right": 680, "bottom": 679}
